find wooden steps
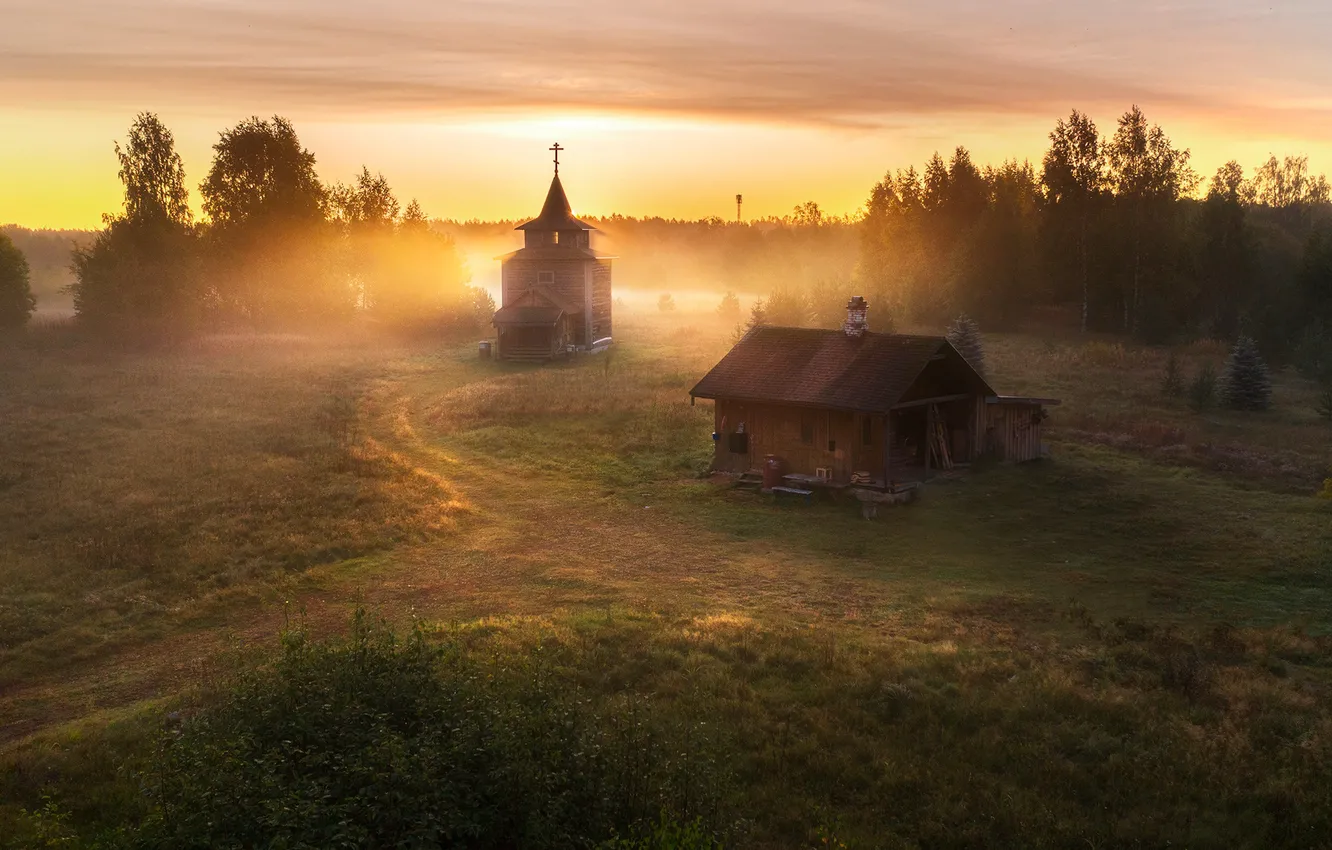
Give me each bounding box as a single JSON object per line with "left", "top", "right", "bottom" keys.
{"left": 499, "top": 346, "right": 555, "bottom": 362}
{"left": 734, "top": 470, "right": 763, "bottom": 491}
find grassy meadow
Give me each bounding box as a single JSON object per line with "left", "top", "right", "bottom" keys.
{"left": 1, "top": 308, "right": 1330, "bottom": 847}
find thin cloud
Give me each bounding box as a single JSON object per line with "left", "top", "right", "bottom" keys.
{"left": 3, "top": 0, "right": 1331, "bottom": 133}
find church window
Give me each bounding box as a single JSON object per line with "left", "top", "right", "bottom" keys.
{"left": 538, "top": 270, "right": 555, "bottom": 286}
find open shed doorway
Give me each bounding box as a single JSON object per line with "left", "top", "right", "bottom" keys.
{"left": 889, "top": 398, "right": 976, "bottom": 479}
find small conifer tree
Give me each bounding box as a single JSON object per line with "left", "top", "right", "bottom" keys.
{"left": 731, "top": 298, "right": 767, "bottom": 344}
{"left": 1220, "top": 336, "right": 1272, "bottom": 411}
{"left": 946, "top": 313, "right": 985, "bottom": 375}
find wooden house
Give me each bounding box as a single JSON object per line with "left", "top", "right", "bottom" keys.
{"left": 492, "top": 145, "right": 615, "bottom": 361}
{"left": 688, "top": 297, "right": 1058, "bottom": 487}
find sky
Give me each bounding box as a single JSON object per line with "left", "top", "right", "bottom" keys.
{"left": 3, "top": 0, "right": 1332, "bottom": 229}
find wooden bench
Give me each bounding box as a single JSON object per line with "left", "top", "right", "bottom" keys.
{"left": 770, "top": 485, "right": 814, "bottom": 504}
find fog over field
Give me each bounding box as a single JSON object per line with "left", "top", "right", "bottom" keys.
{"left": 3, "top": 6, "right": 1332, "bottom": 843}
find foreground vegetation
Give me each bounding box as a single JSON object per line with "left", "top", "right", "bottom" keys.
{"left": 2, "top": 312, "right": 1330, "bottom": 847}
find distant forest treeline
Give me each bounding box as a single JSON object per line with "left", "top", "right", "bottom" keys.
{"left": 2, "top": 105, "right": 1331, "bottom": 372}
{"left": 856, "top": 106, "right": 1332, "bottom": 367}
{"left": 3, "top": 113, "right": 483, "bottom": 338}
{"left": 440, "top": 209, "right": 859, "bottom": 301}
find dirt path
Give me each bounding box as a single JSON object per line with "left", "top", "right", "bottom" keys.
{"left": 1, "top": 371, "right": 878, "bottom": 747}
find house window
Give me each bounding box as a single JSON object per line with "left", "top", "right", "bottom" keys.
{"left": 538, "top": 270, "right": 555, "bottom": 286}
{"left": 827, "top": 439, "right": 836, "bottom": 453}
{"left": 800, "top": 412, "right": 814, "bottom": 445}
{"left": 862, "top": 417, "right": 873, "bottom": 446}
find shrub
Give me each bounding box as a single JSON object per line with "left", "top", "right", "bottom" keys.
{"left": 1188, "top": 363, "right": 1217, "bottom": 411}
{"left": 0, "top": 230, "right": 35, "bottom": 330}
{"left": 1293, "top": 322, "right": 1332, "bottom": 382}
{"left": 806, "top": 280, "right": 852, "bottom": 329}
{"left": 1220, "top": 335, "right": 1272, "bottom": 411}
{"left": 764, "top": 287, "right": 807, "bottom": 327}
{"left": 1316, "top": 382, "right": 1332, "bottom": 423}
{"left": 946, "top": 313, "right": 985, "bottom": 375}
{"left": 1160, "top": 350, "right": 1184, "bottom": 398}
{"left": 130, "top": 613, "right": 727, "bottom": 849}
{"left": 658, "top": 293, "right": 676, "bottom": 312}
{"left": 716, "top": 291, "right": 740, "bottom": 320}
{"left": 471, "top": 285, "right": 497, "bottom": 327}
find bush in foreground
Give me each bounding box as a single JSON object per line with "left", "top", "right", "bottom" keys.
{"left": 129, "top": 613, "right": 726, "bottom": 850}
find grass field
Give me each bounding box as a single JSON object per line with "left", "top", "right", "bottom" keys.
{"left": 1, "top": 311, "right": 1330, "bottom": 847}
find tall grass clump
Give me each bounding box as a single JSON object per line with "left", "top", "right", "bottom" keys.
{"left": 1188, "top": 362, "right": 1217, "bottom": 411}
{"left": 128, "top": 612, "right": 729, "bottom": 849}
{"left": 1160, "top": 350, "right": 1184, "bottom": 398}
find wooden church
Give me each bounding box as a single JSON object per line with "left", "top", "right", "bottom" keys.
{"left": 492, "top": 144, "right": 615, "bottom": 361}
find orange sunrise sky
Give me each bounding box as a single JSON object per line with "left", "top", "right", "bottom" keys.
{"left": 4, "top": 0, "right": 1331, "bottom": 230}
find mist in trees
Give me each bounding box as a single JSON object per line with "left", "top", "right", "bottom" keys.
{"left": 70, "top": 112, "right": 200, "bottom": 337}
{"left": 858, "top": 104, "right": 1332, "bottom": 362}
{"left": 26, "top": 104, "right": 1332, "bottom": 361}
{"left": 63, "top": 112, "right": 474, "bottom": 340}
{"left": 331, "top": 170, "right": 473, "bottom": 326}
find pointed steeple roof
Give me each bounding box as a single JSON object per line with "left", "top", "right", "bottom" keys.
{"left": 515, "top": 174, "right": 596, "bottom": 232}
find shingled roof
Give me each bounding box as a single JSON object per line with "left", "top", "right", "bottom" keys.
{"left": 515, "top": 174, "right": 595, "bottom": 232}
{"left": 492, "top": 285, "right": 580, "bottom": 326}
{"left": 689, "top": 326, "right": 994, "bottom": 413}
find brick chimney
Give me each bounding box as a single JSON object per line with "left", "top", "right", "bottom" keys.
{"left": 843, "top": 296, "right": 868, "bottom": 337}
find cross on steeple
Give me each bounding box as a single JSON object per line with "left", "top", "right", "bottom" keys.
{"left": 550, "top": 142, "right": 563, "bottom": 175}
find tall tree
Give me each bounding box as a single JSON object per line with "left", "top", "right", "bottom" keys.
{"left": 0, "top": 231, "right": 36, "bottom": 329}
{"left": 332, "top": 167, "right": 401, "bottom": 311}
{"left": 382, "top": 198, "right": 470, "bottom": 326}
{"left": 201, "top": 116, "right": 325, "bottom": 230}
{"left": 1249, "top": 155, "right": 1331, "bottom": 234}
{"left": 1105, "top": 105, "right": 1197, "bottom": 336}
{"left": 944, "top": 146, "right": 988, "bottom": 231}
{"left": 69, "top": 112, "right": 198, "bottom": 336}
{"left": 200, "top": 116, "right": 345, "bottom": 323}
{"left": 967, "top": 159, "right": 1041, "bottom": 324}
{"left": 1299, "top": 226, "right": 1332, "bottom": 328}
{"left": 1199, "top": 161, "right": 1251, "bottom": 337}
{"left": 859, "top": 166, "right": 925, "bottom": 321}
{"left": 1041, "top": 109, "right": 1106, "bottom": 331}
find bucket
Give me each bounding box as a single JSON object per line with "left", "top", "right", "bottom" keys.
{"left": 478, "top": 340, "right": 492, "bottom": 359}
{"left": 762, "top": 454, "right": 783, "bottom": 490}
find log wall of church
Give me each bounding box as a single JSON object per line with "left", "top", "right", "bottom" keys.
{"left": 590, "top": 261, "right": 613, "bottom": 342}
{"left": 501, "top": 258, "right": 591, "bottom": 342}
